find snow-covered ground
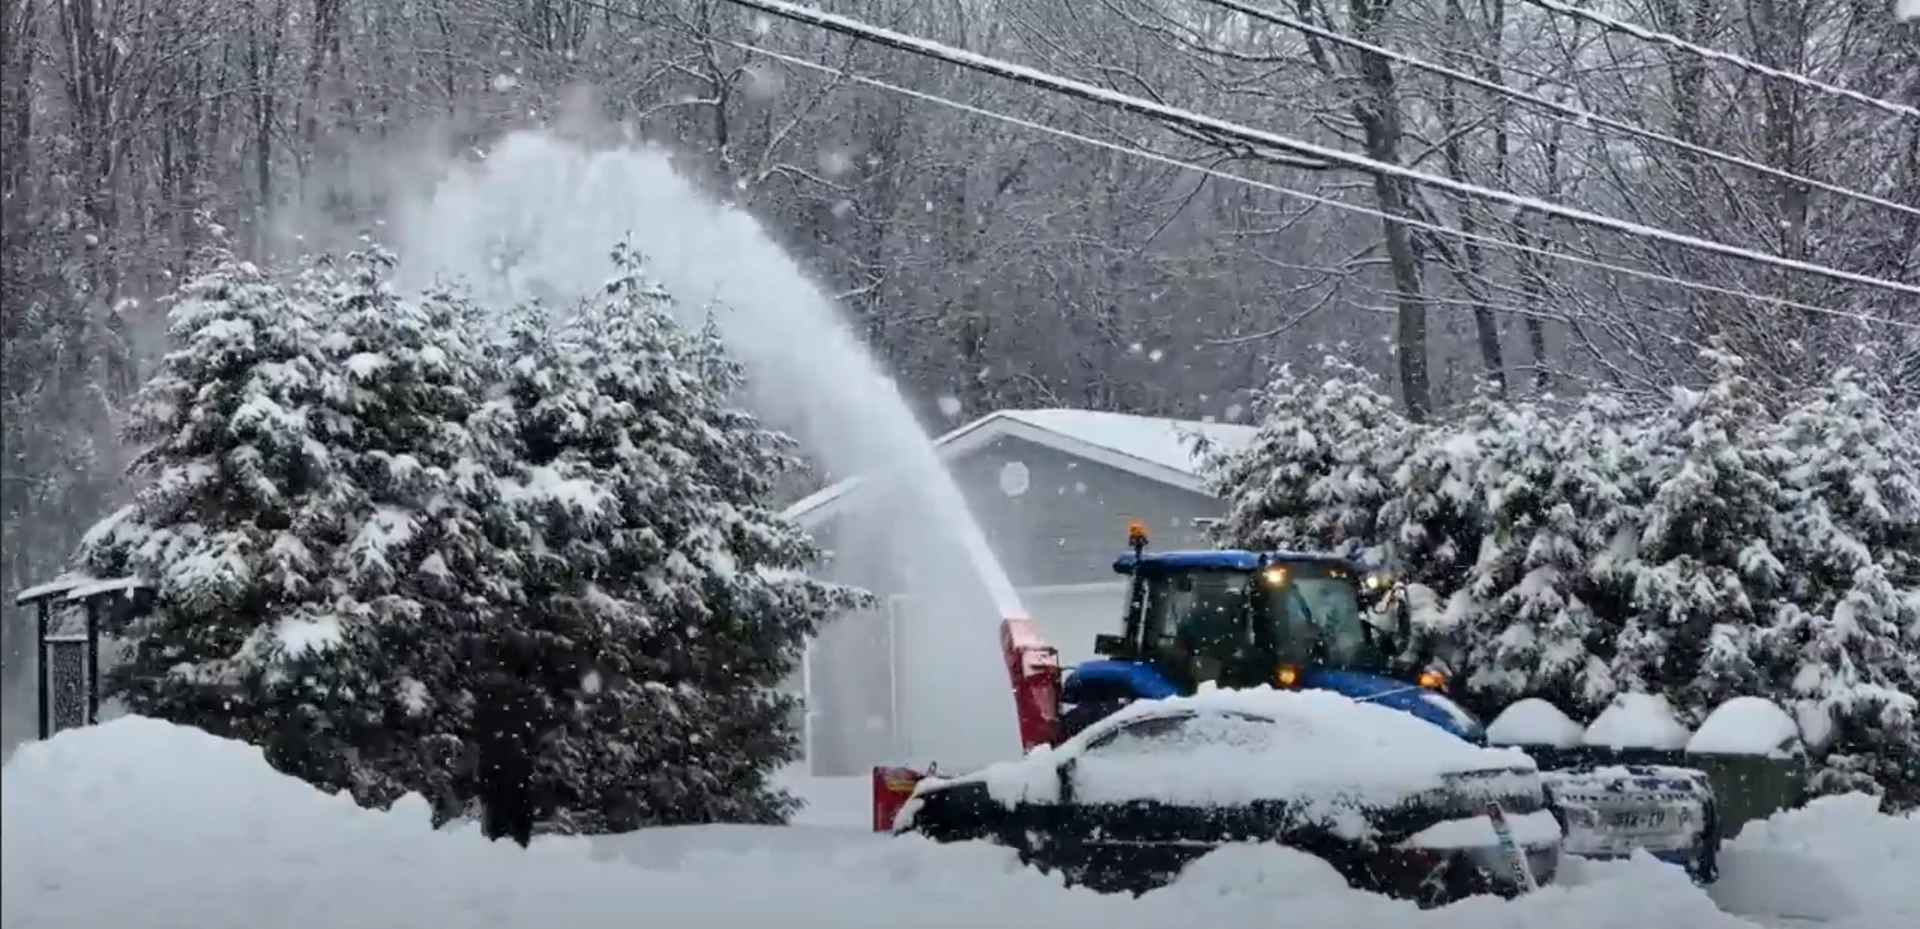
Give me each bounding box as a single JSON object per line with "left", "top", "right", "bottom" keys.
{"left": 4, "top": 717, "right": 1915, "bottom": 929}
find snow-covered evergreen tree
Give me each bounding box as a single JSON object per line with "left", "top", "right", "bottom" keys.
{"left": 306, "top": 248, "right": 507, "bottom": 813}
{"left": 1205, "top": 349, "right": 1919, "bottom": 805}
{"left": 74, "top": 250, "right": 394, "bottom": 796}
{"left": 78, "top": 246, "right": 518, "bottom": 812}
{"left": 1378, "top": 399, "right": 1489, "bottom": 604}
{"left": 1616, "top": 350, "right": 1791, "bottom": 723}
{"left": 489, "top": 245, "right": 869, "bottom": 833}
{"left": 1205, "top": 356, "right": 1411, "bottom": 560}
{"left": 1447, "top": 397, "right": 1634, "bottom": 714}
{"left": 1772, "top": 368, "right": 1920, "bottom": 805}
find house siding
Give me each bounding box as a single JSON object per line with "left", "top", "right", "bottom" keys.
{"left": 793, "top": 435, "right": 1225, "bottom": 774}
{"left": 806, "top": 435, "right": 1221, "bottom": 593}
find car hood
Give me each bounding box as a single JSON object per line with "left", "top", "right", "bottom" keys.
{"left": 1301, "top": 668, "right": 1487, "bottom": 741}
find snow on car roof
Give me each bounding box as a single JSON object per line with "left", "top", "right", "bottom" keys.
{"left": 939, "top": 686, "right": 1537, "bottom": 822}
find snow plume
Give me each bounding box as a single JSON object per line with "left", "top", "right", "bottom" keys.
{"left": 390, "top": 131, "right": 1027, "bottom": 763}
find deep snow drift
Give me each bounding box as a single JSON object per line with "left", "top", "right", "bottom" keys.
{"left": 5, "top": 718, "right": 1916, "bottom": 929}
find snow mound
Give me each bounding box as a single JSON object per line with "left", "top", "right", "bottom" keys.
{"left": 1173, "top": 843, "right": 1356, "bottom": 899}
{"left": 949, "top": 686, "right": 1536, "bottom": 815}
{"left": 2, "top": 715, "right": 1910, "bottom": 929}
{"left": 1488, "top": 698, "right": 1586, "bottom": 748}
{"left": 1584, "top": 693, "right": 1691, "bottom": 750}
{"left": 1686, "top": 697, "right": 1802, "bottom": 756}
{"left": 1711, "top": 793, "right": 1920, "bottom": 927}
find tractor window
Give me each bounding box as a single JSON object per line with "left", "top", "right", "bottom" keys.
{"left": 1139, "top": 570, "right": 1252, "bottom": 652}
{"left": 1266, "top": 570, "right": 1382, "bottom": 669}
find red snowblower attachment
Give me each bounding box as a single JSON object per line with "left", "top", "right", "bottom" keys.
{"left": 869, "top": 614, "right": 1063, "bottom": 832}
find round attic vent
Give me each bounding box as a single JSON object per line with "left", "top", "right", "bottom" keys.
{"left": 999, "top": 460, "right": 1032, "bottom": 497}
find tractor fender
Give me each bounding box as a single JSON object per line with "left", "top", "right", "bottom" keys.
{"left": 1061, "top": 659, "right": 1179, "bottom": 705}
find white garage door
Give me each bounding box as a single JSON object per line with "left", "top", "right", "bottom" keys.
{"left": 889, "top": 582, "right": 1127, "bottom": 769}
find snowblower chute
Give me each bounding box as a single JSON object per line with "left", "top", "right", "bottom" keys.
{"left": 870, "top": 613, "right": 1061, "bottom": 832}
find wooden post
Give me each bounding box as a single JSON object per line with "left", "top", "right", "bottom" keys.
{"left": 84, "top": 595, "right": 102, "bottom": 725}
{"left": 36, "top": 599, "right": 51, "bottom": 740}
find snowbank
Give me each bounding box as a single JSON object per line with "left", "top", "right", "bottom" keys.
{"left": 1686, "top": 697, "right": 1802, "bottom": 756}
{"left": 947, "top": 686, "right": 1536, "bottom": 815}
{"left": 1710, "top": 793, "right": 1920, "bottom": 928}
{"left": 2, "top": 716, "right": 1909, "bottom": 929}
{"left": 1583, "top": 693, "right": 1691, "bottom": 750}
{"left": 1487, "top": 698, "right": 1585, "bottom": 748}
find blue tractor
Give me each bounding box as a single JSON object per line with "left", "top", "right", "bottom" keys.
{"left": 1056, "top": 520, "right": 1480, "bottom": 742}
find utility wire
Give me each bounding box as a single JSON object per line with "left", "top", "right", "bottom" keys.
{"left": 724, "top": 38, "right": 1920, "bottom": 333}
{"left": 1189, "top": 0, "right": 1920, "bottom": 219}
{"left": 1520, "top": 0, "right": 1920, "bottom": 121}
{"left": 706, "top": 0, "right": 1920, "bottom": 299}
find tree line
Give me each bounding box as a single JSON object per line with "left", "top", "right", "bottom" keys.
{"left": 1205, "top": 351, "right": 1920, "bottom": 807}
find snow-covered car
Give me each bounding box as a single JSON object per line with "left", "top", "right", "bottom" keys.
{"left": 1490, "top": 696, "right": 1724, "bottom": 884}
{"left": 1546, "top": 765, "right": 1720, "bottom": 881}
{"left": 894, "top": 687, "right": 1563, "bottom": 907}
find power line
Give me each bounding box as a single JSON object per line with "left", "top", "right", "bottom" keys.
{"left": 706, "top": 0, "right": 1920, "bottom": 300}
{"left": 1520, "top": 0, "right": 1920, "bottom": 121}
{"left": 725, "top": 38, "right": 1920, "bottom": 333}
{"left": 1189, "top": 0, "right": 1920, "bottom": 219}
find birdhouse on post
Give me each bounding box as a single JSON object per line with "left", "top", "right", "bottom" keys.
{"left": 13, "top": 574, "right": 155, "bottom": 739}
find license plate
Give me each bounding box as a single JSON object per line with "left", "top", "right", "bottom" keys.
{"left": 1605, "top": 809, "right": 1673, "bottom": 831}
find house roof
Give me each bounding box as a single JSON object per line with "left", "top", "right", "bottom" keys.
{"left": 782, "top": 408, "right": 1258, "bottom": 527}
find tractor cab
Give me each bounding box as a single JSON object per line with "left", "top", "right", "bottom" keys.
{"left": 1055, "top": 521, "right": 1474, "bottom": 741}
{"left": 1100, "top": 548, "right": 1402, "bottom": 691}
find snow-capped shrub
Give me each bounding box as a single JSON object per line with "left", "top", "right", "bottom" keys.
{"left": 1206, "top": 350, "right": 1920, "bottom": 807}
{"left": 76, "top": 247, "right": 494, "bottom": 807}
{"left": 477, "top": 243, "right": 872, "bottom": 831}
{"left": 77, "top": 241, "right": 873, "bottom": 829}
